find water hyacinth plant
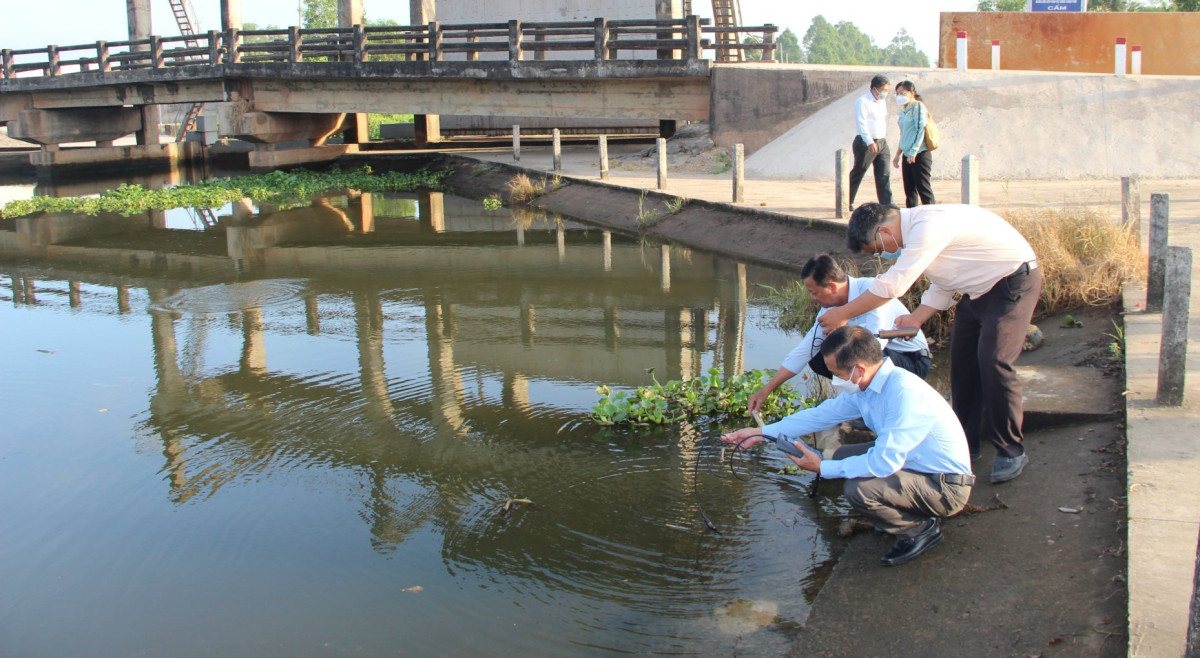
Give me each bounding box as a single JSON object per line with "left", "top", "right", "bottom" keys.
{"left": 591, "top": 367, "right": 816, "bottom": 427}
{"left": 0, "top": 166, "right": 448, "bottom": 219}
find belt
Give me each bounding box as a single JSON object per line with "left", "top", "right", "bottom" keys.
{"left": 941, "top": 473, "right": 976, "bottom": 486}
{"left": 1012, "top": 260, "right": 1039, "bottom": 276}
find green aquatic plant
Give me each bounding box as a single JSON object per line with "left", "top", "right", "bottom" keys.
{"left": 482, "top": 195, "right": 503, "bottom": 211}
{"left": 0, "top": 166, "right": 448, "bottom": 219}
{"left": 591, "top": 367, "right": 816, "bottom": 427}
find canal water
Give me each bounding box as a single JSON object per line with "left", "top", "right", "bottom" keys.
{"left": 0, "top": 178, "right": 855, "bottom": 656}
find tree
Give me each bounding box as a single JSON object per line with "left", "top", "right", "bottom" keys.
{"left": 802, "top": 15, "right": 847, "bottom": 64}
{"left": 977, "top": 0, "right": 1028, "bottom": 9}
{"left": 884, "top": 29, "right": 931, "bottom": 67}
{"left": 777, "top": 28, "right": 803, "bottom": 64}
{"left": 303, "top": 0, "right": 338, "bottom": 29}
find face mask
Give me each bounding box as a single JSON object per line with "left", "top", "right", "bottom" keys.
{"left": 831, "top": 368, "right": 862, "bottom": 395}
{"left": 895, "top": 94, "right": 909, "bottom": 108}
{"left": 876, "top": 231, "right": 902, "bottom": 260}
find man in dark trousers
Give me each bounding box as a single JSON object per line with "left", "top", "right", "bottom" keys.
{"left": 723, "top": 326, "right": 974, "bottom": 567}
{"left": 818, "top": 203, "right": 1042, "bottom": 484}
{"left": 848, "top": 74, "right": 894, "bottom": 208}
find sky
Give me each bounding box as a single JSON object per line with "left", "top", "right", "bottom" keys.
{"left": 0, "top": 1, "right": 981, "bottom": 63}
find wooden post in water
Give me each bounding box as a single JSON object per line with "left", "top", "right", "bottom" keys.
{"left": 657, "top": 137, "right": 668, "bottom": 190}
{"left": 835, "top": 149, "right": 850, "bottom": 218}
{"left": 732, "top": 144, "right": 744, "bottom": 203}
{"left": 1122, "top": 176, "right": 1141, "bottom": 246}
{"left": 1156, "top": 245, "right": 1191, "bottom": 406}
{"left": 961, "top": 155, "right": 979, "bottom": 205}
{"left": 599, "top": 135, "right": 609, "bottom": 180}
{"left": 552, "top": 128, "right": 562, "bottom": 173}
{"left": 512, "top": 125, "right": 520, "bottom": 161}
{"left": 1148, "top": 193, "right": 1170, "bottom": 312}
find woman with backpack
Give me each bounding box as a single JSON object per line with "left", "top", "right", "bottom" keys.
{"left": 891, "top": 80, "right": 936, "bottom": 208}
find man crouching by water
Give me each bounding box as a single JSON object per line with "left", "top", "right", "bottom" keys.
{"left": 722, "top": 325, "right": 974, "bottom": 566}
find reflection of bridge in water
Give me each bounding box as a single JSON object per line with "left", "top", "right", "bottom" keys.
{"left": 1, "top": 194, "right": 778, "bottom": 554}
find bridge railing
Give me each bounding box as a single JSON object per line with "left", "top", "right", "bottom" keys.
{"left": 1, "top": 17, "right": 778, "bottom": 80}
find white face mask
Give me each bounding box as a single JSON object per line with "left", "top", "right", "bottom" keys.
{"left": 895, "top": 94, "right": 909, "bottom": 107}
{"left": 830, "top": 368, "right": 862, "bottom": 395}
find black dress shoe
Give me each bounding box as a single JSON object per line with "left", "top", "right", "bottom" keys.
{"left": 880, "top": 518, "right": 943, "bottom": 567}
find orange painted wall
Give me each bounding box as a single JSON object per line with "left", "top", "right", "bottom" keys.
{"left": 939, "top": 12, "right": 1200, "bottom": 75}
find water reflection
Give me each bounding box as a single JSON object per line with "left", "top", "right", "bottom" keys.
{"left": 0, "top": 185, "right": 843, "bottom": 656}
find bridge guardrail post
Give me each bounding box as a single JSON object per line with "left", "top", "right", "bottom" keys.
{"left": 225, "top": 28, "right": 242, "bottom": 64}
{"left": 2, "top": 49, "right": 13, "bottom": 79}
{"left": 149, "top": 36, "right": 163, "bottom": 69}
{"left": 509, "top": 20, "right": 523, "bottom": 62}
{"left": 206, "top": 31, "right": 219, "bottom": 65}
{"left": 96, "top": 41, "right": 110, "bottom": 72}
{"left": 289, "top": 26, "right": 302, "bottom": 63}
{"left": 594, "top": 18, "right": 608, "bottom": 61}
{"left": 47, "top": 45, "right": 60, "bottom": 77}
{"left": 428, "top": 21, "right": 441, "bottom": 62}
{"left": 685, "top": 15, "right": 701, "bottom": 63}
{"left": 763, "top": 25, "right": 777, "bottom": 62}
{"left": 354, "top": 24, "right": 366, "bottom": 63}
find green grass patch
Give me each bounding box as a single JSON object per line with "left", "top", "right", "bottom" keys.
{"left": 366, "top": 113, "right": 414, "bottom": 140}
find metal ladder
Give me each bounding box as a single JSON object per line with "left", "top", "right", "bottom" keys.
{"left": 167, "top": 0, "right": 206, "bottom": 142}
{"left": 711, "top": 0, "right": 743, "bottom": 63}
{"left": 710, "top": 0, "right": 739, "bottom": 62}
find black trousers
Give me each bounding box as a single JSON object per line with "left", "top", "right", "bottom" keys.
{"left": 901, "top": 149, "right": 935, "bottom": 208}
{"left": 848, "top": 136, "right": 892, "bottom": 206}
{"left": 950, "top": 265, "right": 1043, "bottom": 459}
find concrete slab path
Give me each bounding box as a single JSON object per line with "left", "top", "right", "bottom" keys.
{"left": 450, "top": 142, "right": 1200, "bottom": 656}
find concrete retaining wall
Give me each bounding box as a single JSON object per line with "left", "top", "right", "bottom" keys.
{"left": 940, "top": 11, "right": 1200, "bottom": 75}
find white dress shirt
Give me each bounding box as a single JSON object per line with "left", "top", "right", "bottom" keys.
{"left": 780, "top": 277, "right": 929, "bottom": 375}
{"left": 763, "top": 359, "right": 972, "bottom": 480}
{"left": 854, "top": 90, "right": 889, "bottom": 144}
{"left": 867, "top": 204, "right": 1038, "bottom": 311}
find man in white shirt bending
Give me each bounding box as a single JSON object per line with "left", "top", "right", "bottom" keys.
{"left": 848, "top": 74, "right": 894, "bottom": 208}
{"left": 819, "top": 203, "right": 1042, "bottom": 485}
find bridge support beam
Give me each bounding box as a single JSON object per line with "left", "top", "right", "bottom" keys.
{"left": 8, "top": 107, "right": 143, "bottom": 146}
{"left": 234, "top": 111, "right": 348, "bottom": 146}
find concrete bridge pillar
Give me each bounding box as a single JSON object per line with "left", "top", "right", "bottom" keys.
{"left": 220, "top": 0, "right": 242, "bottom": 30}
{"left": 409, "top": 0, "right": 441, "bottom": 146}
{"left": 337, "top": 0, "right": 369, "bottom": 145}
{"left": 126, "top": 0, "right": 160, "bottom": 145}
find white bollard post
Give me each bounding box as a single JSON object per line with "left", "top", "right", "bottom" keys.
{"left": 1131, "top": 45, "right": 1142, "bottom": 75}
{"left": 732, "top": 143, "right": 745, "bottom": 203}
{"left": 656, "top": 137, "right": 668, "bottom": 190}
{"left": 956, "top": 31, "right": 968, "bottom": 71}
{"left": 599, "top": 135, "right": 609, "bottom": 181}
{"left": 552, "top": 128, "right": 562, "bottom": 173}
{"left": 991, "top": 40, "right": 1000, "bottom": 70}
{"left": 1115, "top": 37, "right": 1127, "bottom": 77}
{"left": 961, "top": 155, "right": 979, "bottom": 206}
{"left": 512, "top": 124, "right": 520, "bottom": 161}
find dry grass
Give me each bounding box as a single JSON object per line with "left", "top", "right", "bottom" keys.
{"left": 766, "top": 207, "right": 1142, "bottom": 342}
{"left": 506, "top": 173, "right": 563, "bottom": 204}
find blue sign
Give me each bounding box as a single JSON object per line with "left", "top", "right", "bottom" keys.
{"left": 1031, "top": 0, "right": 1087, "bottom": 10}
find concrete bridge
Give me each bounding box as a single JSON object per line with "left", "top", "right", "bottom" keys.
{"left": 0, "top": 16, "right": 790, "bottom": 172}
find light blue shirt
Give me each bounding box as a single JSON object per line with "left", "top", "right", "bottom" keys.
{"left": 780, "top": 277, "right": 929, "bottom": 375}
{"left": 763, "top": 359, "right": 972, "bottom": 480}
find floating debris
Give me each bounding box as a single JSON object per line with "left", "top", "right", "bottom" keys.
{"left": 498, "top": 498, "right": 535, "bottom": 516}
{"left": 1057, "top": 506, "right": 1083, "bottom": 514}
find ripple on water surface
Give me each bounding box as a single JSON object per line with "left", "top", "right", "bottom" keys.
{"left": 150, "top": 278, "right": 309, "bottom": 315}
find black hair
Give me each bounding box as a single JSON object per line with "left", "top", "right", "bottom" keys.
{"left": 800, "top": 253, "right": 848, "bottom": 287}
{"left": 846, "top": 202, "right": 902, "bottom": 253}
{"left": 895, "top": 80, "right": 922, "bottom": 102}
{"left": 870, "top": 74, "right": 889, "bottom": 90}
{"left": 819, "top": 325, "right": 884, "bottom": 371}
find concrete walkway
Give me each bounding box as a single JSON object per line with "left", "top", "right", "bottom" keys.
{"left": 455, "top": 141, "right": 1200, "bottom": 656}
